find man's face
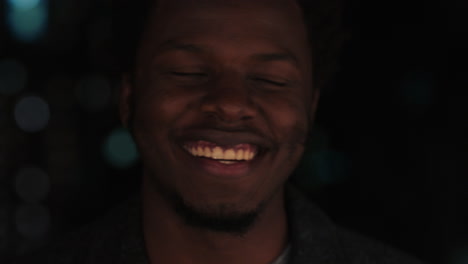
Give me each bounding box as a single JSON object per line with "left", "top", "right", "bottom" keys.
{"left": 121, "top": 0, "right": 316, "bottom": 232}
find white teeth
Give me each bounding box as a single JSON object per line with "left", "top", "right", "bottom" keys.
{"left": 224, "top": 149, "right": 236, "bottom": 160}
{"left": 204, "top": 147, "right": 211, "bottom": 157}
{"left": 236, "top": 149, "right": 244, "bottom": 160}
{"left": 212, "top": 147, "right": 223, "bottom": 159}
{"left": 184, "top": 145, "right": 256, "bottom": 161}
{"left": 197, "top": 146, "right": 203, "bottom": 156}
{"left": 191, "top": 147, "right": 198, "bottom": 156}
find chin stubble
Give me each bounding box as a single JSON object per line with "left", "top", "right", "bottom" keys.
{"left": 171, "top": 191, "right": 266, "bottom": 236}
{"left": 147, "top": 171, "right": 267, "bottom": 236}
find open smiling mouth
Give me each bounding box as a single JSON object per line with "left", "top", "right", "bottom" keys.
{"left": 182, "top": 140, "right": 259, "bottom": 165}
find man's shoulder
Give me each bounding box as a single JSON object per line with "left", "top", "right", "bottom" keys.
{"left": 335, "top": 226, "right": 424, "bottom": 264}
{"left": 286, "top": 184, "right": 425, "bottom": 264}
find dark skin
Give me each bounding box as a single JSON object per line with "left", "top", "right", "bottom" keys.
{"left": 120, "top": 0, "right": 319, "bottom": 263}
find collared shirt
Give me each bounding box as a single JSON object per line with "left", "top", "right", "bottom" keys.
{"left": 271, "top": 245, "right": 291, "bottom": 264}
{"left": 16, "top": 185, "right": 424, "bottom": 264}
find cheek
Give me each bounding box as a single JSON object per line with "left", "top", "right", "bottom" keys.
{"left": 133, "top": 83, "right": 198, "bottom": 129}
{"left": 261, "top": 96, "right": 309, "bottom": 145}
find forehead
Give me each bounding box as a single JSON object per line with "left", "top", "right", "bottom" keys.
{"left": 147, "top": 0, "right": 305, "bottom": 45}
{"left": 137, "top": 0, "right": 310, "bottom": 63}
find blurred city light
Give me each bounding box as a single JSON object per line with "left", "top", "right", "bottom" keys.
{"left": 0, "top": 59, "right": 27, "bottom": 95}
{"left": 312, "top": 150, "right": 351, "bottom": 184}
{"left": 103, "top": 128, "right": 139, "bottom": 168}
{"left": 7, "top": 0, "right": 41, "bottom": 10}
{"left": 15, "top": 204, "right": 49, "bottom": 239}
{"left": 15, "top": 167, "right": 50, "bottom": 203}
{"left": 6, "top": 0, "right": 48, "bottom": 42}
{"left": 14, "top": 96, "right": 50, "bottom": 133}
{"left": 75, "top": 74, "right": 111, "bottom": 112}
{"left": 294, "top": 149, "right": 351, "bottom": 189}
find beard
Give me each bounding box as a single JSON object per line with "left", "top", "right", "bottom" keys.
{"left": 146, "top": 170, "right": 267, "bottom": 236}
{"left": 166, "top": 188, "right": 266, "bottom": 236}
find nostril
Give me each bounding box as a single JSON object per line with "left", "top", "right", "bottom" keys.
{"left": 200, "top": 98, "right": 255, "bottom": 122}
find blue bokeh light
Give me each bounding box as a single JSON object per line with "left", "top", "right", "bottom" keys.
{"left": 103, "top": 128, "right": 139, "bottom": 169}
{"left": 6, "top": 1, "right": 48, "bottom": 42}
{"left": 294, "top": 149, "right": 351, "bottom": 190}
{"left": 14, "top": 96, "right": 50, "bottom": 133}
{"left": 8, "top": 0, "right": 41, "bottom": 10}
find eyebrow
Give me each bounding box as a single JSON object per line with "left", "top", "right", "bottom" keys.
{"left": 250, "top": 52, "right": 300, "bottom": 67}
{"left": 154, "top": 40, "right": 300, "bottom": 67}
{"left": 155, "top": 40, "right": 207, "bottom": 55}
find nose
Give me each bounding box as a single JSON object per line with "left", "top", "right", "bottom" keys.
{"left": 200, "top": 73, "right": 256, "bottom": 122}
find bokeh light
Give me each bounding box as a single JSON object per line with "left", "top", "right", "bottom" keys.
{"left": 15, "top": 204, "right": 49, "bottom": 239}
{"left": 7, "top": 0, "right": 41, "bottom": 10}
{"left": 6, "top": 0, "right": 48, "bottom": 42}
{"left": 15, "top": 167, "right": 50, "bottom": 203}
{"left": 0, "top": 59, "right": 27, "bottom": 95}
{"left": 14, "top": 96, "right": 50, "bottom": 133}
{"left": 312, "top": 150, "right": 351, "bottom": 184}
{"left": 294, "top": 150, "right": 351, "bottom": 189}
{"left": 103, "top": 128, "right": 139, "bottom": 168}
{"left": 75, "top": 74, "right": 111, "bottom": 112}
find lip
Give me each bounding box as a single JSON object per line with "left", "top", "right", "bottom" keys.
{"left": 175, "top": 128, "right": 272, "bottom": 150}
{"left": 173, "top": 129, "right": 271, "bottom": 178}
{"left": 181, "top": 150, "right": 258, "bottom": 178}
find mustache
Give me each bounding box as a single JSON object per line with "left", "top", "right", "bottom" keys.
{"left": 174, "top": 123, "right": 308, "bottom": 152}
{"left": 185, "top": 118, "right": 268, "bottom": 137}
{"left": 174, "top": 122, "right": 275, "bottom": 150}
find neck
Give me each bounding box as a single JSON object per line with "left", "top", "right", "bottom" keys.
{"left": 141, "top": 177, "right": 289, "bottom": 264}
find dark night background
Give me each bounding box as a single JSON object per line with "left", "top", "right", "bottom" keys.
{"left": 0, "top": 0, "right": 463, "bottom": 263}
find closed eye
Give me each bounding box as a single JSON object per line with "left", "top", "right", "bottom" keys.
{"left": 251, "top": 77, "right": 287, "bottom": 87}
{"left": 170, "top": 72, "right": 207, "bottom": 77}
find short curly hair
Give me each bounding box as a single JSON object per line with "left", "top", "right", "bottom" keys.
{"left": 112, "top": 0, "right": 348, "bottom": 90}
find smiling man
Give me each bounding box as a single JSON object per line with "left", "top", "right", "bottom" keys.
{"left": 121, "top": 0, "right": 314, "bottom": 263}
{"left": 118, "top": 1, "right": 313, "bottom": 262}
{"left": 15, "top": 0, "right": 424, "bottom": 264}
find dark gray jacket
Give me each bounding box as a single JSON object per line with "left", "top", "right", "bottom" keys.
{"left": 15, "top": 186, "right": 424, "bottom": 264}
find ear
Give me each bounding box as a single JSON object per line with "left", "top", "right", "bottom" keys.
{"left": 119, "top": 73, "right": 133, "bottom": 128}
{"left": 308, "top": 88, "right": 320, "bottom": 125}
